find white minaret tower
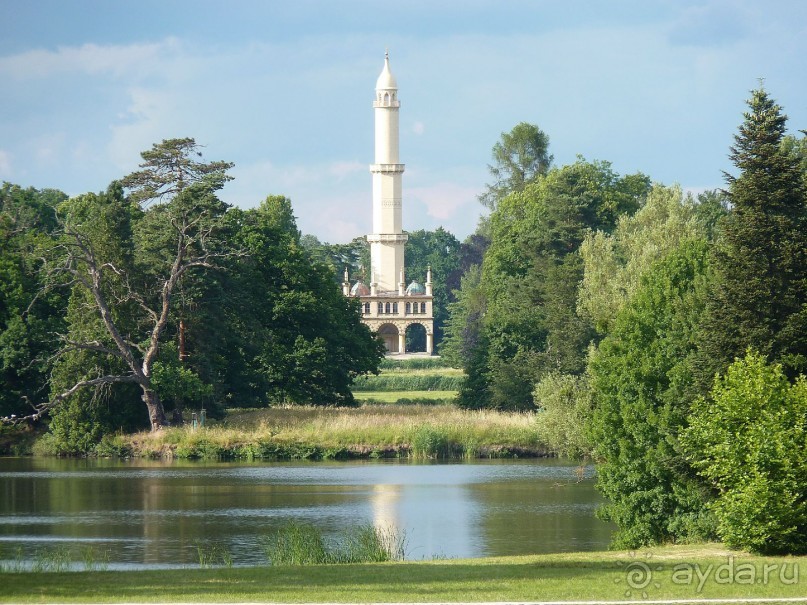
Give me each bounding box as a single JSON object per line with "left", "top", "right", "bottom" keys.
{"left": 367, "top": 51, "right": 407, "bottom": 292}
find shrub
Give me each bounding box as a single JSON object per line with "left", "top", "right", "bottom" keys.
{"left": 683, "top": 351, "right": 807, "bottom": 554}
{"left": 533, "top": 372, "right": 592, "bottom": 460}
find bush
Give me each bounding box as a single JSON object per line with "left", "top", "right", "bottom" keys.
{"left": 683, "top": 351, "right": 807, "bottom": 554}
{"left": 533, "top": 372, "right": 592, "bottom": 460}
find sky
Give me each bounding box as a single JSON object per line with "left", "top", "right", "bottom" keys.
{"left": 1, "top": 1, "right": 805, "bottom": 243}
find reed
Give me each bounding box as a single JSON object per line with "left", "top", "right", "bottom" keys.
{"left": 195, "top": 541, "right": 233, "bottom": 568}
{"left": 261, "top": 522, "right": 405, "bottom": 565}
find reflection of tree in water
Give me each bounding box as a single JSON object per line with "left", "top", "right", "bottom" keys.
{"left": 471, "top": 469, "right": 613, "bottom": 556}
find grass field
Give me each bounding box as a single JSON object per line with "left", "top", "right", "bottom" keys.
{"left": 2, "top": 544, "right": 804, "bottom": 603}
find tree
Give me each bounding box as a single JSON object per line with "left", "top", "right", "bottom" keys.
{"left": 684, "top": 351, "right": 807, "bottom": 554}
{"left": 404, "top": 227, "right": 461, "bottom": 346}
{"left": 452, "top": 159, "right": 649, "bottom": 410}
{"left": 695, "top": 88, "right": 807, "bottom": 388}
{"left": 478, "top": 122, "right": 553, "bottom": 210}
{"left": 221, "top": 196, "right": 384, "bottom": 406}
{"left": 578, "top": 184, "right": 725, "bottom": 335}
{"left": 589, "top": 239, "right": 714, "bottom": 548}
{"left": 14, "top": 139, "right": 235, "bottom": 432}
{"left": 300, "top": 235, "right": 369, "bottom": 286}
{"left": 0, "top": 184, "right": 68, "bottom": 418}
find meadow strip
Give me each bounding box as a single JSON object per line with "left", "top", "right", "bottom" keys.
{"left": 110, "top": 404, "right": 546, "bottom": 460}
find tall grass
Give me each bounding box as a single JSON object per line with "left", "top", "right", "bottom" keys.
{"left": 261, "top": 522, "right": 405, "bottom": 565}
{"left": 116, "top": 404, "right": 547, "bottom": 460}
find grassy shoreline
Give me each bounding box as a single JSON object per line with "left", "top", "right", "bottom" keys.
{"left": 99, "top": 404, "right": 548, "bottom": 460}
{"left": 2, "top": 544, "right": 805, "bottom": 603}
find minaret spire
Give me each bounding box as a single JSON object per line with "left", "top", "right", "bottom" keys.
{"left": 368, "top": 50, "right": 406, "bottom": 292}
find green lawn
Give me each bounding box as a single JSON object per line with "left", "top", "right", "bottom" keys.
{"left": 2, "top": 545, "right": 805, "bottom": 603}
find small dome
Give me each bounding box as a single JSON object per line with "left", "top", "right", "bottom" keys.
{"left": 350, "top": 281, "right": 370, "bottom": 296}
{"left": 375, "top": 52, "right": 397, "bottom": 90}
{"left": 406, "top": 281, "right": 426, "bottom": 295}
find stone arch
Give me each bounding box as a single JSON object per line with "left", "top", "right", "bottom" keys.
{"left": 405, "top": 322, "right": 428, "bottom": 353}
{"left": 377, "top": 323, "right": 400, "bottom": 353}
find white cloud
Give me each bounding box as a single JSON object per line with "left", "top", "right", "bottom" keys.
{"left": 107, "top": 87, "right": 180, "bottom": 171}
{"left": 328, "top": 161, "right": 365, "bottom": 181}
{"left": 0, "top": 39, "right": 180, "bottom": 79}
{"left": 409, "top": 182, "right": 478, "bottom": 221}
{"left": 412, "top": 121, "right": 425, "bottom": 135}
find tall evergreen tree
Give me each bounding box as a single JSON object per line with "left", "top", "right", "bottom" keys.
{"left": 695, "top": 88, "right": 807, "bottom": 387}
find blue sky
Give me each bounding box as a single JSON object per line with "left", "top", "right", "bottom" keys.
{"left": 1, "top": 1, "right": 805, "bottom": 243}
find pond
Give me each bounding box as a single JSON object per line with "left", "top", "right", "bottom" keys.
{"left": 0, "top": 457, "right": 613, "bottom": 569}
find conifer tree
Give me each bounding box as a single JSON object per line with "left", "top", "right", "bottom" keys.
{"left": 695, "top": 88, "right": 807, "bottom": 386}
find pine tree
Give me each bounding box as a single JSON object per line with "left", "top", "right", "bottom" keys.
{"left": 695, "top": 88, "right": 807, "bottom": 386}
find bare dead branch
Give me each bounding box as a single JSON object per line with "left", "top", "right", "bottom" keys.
{"left": 2, "top": 373, "right": 142, "bottom": 424}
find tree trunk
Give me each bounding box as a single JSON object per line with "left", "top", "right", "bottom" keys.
{"left": 142, "top": 388, "right": 168, "bottom": 431}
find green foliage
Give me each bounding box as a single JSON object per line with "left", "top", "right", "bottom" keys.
{"left": 301, "top": 234, "right": 369, "bottom": 286}
{"left": 695, "top": 88, "right": 807, "bottom": 387}
{"left": 683, "top": 352, "right": 807, "bottom": 554}
{"left": 589, "top": 239, "right": 715, "bottom": 547}
{"left": 216, "top": 196, "right": 384, "bottom": 407}
{"left": 404, "top": 227, "right": 462, "bottom": 346}
{"left": 534, "top": 372, "right": 593, "bottom": 460}
{"left": 449, "top": 158, "right": 650, "bottom": 410}
{"left": 151, "top": 342, "right": 214, "bottom": 416}
{"left": 578, "top": 184, "right": 723, "bottom": 335}
{"left": 0, "top": 183, "right": 68, "bottom": 418}
{"left": 120, "top": 137, "right": 233, "bottom": 205}
{"left": 479, "top": 122, "right": 553, "bottom": 210}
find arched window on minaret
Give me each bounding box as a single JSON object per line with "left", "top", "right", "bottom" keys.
{"left": 384, "top": 92, "right": 390, "bottom": 105}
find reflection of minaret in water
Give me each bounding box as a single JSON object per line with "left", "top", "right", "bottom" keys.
{"left": 370, "top": 484, "right": 401, "bottom": 533}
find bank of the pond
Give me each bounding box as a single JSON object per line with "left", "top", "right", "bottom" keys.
{"left": 103, "top": 404, "right": 548, "bottom": 460}
{"left": 2, "top": 544, "right": 805, "bottom": 603}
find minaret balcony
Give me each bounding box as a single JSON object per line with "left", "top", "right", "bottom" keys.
{"left": 369, "top": 163, "right": 405, "bottom": 174}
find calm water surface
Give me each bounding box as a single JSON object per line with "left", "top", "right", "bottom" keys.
{"left": 0, "top": 458, "right": 612, "bottom": 568}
